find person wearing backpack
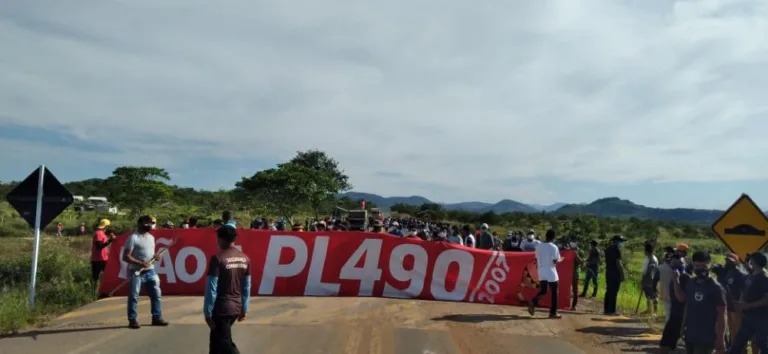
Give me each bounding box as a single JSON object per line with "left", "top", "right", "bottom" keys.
{"left": 641, "top": 242, "right": 660, "bottom": 315}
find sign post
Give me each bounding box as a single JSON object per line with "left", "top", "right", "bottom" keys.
{"left": 5, "top": 166, "right": 74, "bottom": 308}
{"left": 29, "top": 165, "right": 45, "bottom": 308}
{"left": 711, "top": 194, "right": 768, "bottom": 261}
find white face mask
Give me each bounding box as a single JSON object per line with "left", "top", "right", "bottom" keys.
{"left": 569, "top": 242, "right": 577, "bottom": 248}
{"left": 151, "top": 224, "right": 156, "bottom": 230}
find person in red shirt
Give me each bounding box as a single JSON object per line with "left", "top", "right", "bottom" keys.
{"left": 91, "top": 219, "right": 116, "bottom": 292}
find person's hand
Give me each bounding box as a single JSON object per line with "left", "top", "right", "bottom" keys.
{"left": 205, "top": 317, "right": 215, "bottom": 329}
{"left": 237, "top": 312, "right": 246, "bottom": 322}
{"left": 672, "top": 270, "right": 680, "bottom": 281}
{"left": 153, "top": 253, "right": 163, "bottom": 261}
{"left": 108, "top": 233, "right": 116, "bottom": 240}
{"left": 142, "top": 261, "right": 152, "bottom": 269}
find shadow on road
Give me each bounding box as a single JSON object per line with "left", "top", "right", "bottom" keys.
{"left": 590, "top": 317, "right": 643, "bottom": 324}
{"left": 0, "top": 325, "right": 125, "bottom": 340}
{"left": 431, "top": 314, "right": 539, "bottom": 323}
{"left": 575, "top": 326, "right": 652, "bottom": 337}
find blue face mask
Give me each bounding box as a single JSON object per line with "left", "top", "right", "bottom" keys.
{"left": 677, "top": 266, "right": 685, "bottom": 273}
{"left": 617, "top": 242, "right": 624, "bottom": 249}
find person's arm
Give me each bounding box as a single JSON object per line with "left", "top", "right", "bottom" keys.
{"left": 93, "top": 232, "right": 111, "bottom": 249}
{"left": 240, "top": 260, "right": 251, "bottom": 321}
{"left": 714, "top": 285, "right": 727, "bottom": 352}
{"left": 204, "top": 257, "right": 220, "bottom": 320}
{"left": 554, "top": 247, "right": 563, "bottom": 264}
{"left": 672, "top": 272, "right": 686, "bottom": 303}
{"left": 740, "top": 278, "right": 768, "bottom": 310}
{"left": 616, "top": 250, "right": 625, "bottom": 281}
{"left": 121, "top": 235, "right": 145, "bottom": 267}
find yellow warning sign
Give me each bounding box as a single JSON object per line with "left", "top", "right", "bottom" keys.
{"left": 712, "top": 194, "right": 768, "bottom": 262}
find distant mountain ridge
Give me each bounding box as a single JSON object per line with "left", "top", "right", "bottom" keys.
{"left": 339, "top": 192, "right": 749, "bottom": 224}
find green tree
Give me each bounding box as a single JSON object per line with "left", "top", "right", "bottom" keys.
{"left": 106, "top": 166, "right": 172, "bottom": 216}
{"left": 237, "top": 163, "right": 338, "bottom": 222}
{"left": 289, "top": 150, "right": 352, "bottom": 191}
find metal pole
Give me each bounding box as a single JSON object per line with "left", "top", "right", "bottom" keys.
{"left": 29, "top": 165, "right": 45, "bottom": 308}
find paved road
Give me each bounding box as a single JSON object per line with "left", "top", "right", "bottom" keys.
{"left": 0, "top": 297, "right": 661, "bottom": 354}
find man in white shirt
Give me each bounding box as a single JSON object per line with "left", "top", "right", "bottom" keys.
{"left": 521, "top": 230, "right": 540, "bottom": 252}
{"left": 528, "top": 229, "right": 563, "bottom": 319}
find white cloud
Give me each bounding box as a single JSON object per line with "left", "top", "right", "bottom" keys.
{"left": 1, "top": 0, "right": 768, "bottom": 204}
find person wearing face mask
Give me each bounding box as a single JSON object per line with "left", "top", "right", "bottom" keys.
{"left": 603, "top": 235, "right": 626, "bottom": 316}
{"left": 476, "top": 223, "right": 495, "bottom": 250}
{"left": 719, "top": 253, "right": 746, "bottom": 348}
{"left": 729, "top": 252, "right": 768, "bottom": 354}
{"left": 659, "top": 254, "right": 692, "bottom": 353}
{"left": 204, "top": 224, "right": 250, "bottom": 354}
{"left": 123, "top": 215, "right": 169, "bottom": 329}
{"left": 672, "top": 251, "right": 726, "bottom": 354}
{"left": 150, "top": 216, "right": 157, "bottom": 230}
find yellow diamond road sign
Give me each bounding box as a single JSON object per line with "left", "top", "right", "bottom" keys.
{"left": 712, "top": 194, "right": 768, "bottom": 262}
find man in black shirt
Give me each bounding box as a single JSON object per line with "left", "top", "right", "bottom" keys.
{"left": 204, "top": 225, "right": 251, "bottom": 354}
{"left": 659, "top": 254, "right": 691, "bottom": 353}
{"left": 729, "top": 252, "right": 768, "bottom": 354}
{"left": 581, "top": 240, "right": 600, "bottom": 298}
{"left": 672, "top": 251, "right": 726, "bottom": 354}
{"left": 604, "top": 235, "right": 626, "bottom": 315}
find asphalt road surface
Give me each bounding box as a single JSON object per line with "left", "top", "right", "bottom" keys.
{"left": 0, "top": 297, "right": 661, "bottom": 354}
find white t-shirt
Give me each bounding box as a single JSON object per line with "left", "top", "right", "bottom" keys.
{"left": 535, "top": 242, "right": 561, "bottom": 282}
{"left": 465, "top": 234, "right": 476, "bottom": 248}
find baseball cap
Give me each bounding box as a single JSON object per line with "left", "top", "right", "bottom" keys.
{"left": 611, "top": 234, "right": 627, "bottom": 242}
{"left": 98, "top": 219, "right": 111, "bottom": 229}
{"left": 480, "top": 223, "right": 489, "bottom": 229}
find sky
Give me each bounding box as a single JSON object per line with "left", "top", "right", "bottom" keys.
{"left": 2, "top": 0, "right": 768, "bottom": 210}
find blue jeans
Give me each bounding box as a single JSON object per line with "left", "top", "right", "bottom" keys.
{"left": 127, "top": 269, "right": 163, "bottom": 321}
{"left": 581, "top": 265, "right": 598, "bottom": 296}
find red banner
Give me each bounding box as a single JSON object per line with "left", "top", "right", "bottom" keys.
{"left": 99, "top": 229, "right": 575, "bottom": 309}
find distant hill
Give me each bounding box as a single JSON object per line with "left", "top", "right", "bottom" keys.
{"left": 340, "top": 192, "right": 539, "bottom": 213}
{"left": 339, "top": 192, "right": 760, "bottom": 224}
{"left": 554, "top": 197, "right": 725, "bottom": 224}
{"left": 529, "top": 203, "right": 567, "bottom": 212}
{"left": 340, "top": 192, "right": 432, "bottom": 210}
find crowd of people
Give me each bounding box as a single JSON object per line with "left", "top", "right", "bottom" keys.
{"left": 86, "top": 211, "right": 768, "bottom": 354}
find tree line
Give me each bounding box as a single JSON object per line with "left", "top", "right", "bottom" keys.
{"left": 0, "top": 149, "right": 713, "bottom": 244}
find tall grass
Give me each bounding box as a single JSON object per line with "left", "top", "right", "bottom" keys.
{"left": 0, "top": 237, "right": 95, "bottom": 334}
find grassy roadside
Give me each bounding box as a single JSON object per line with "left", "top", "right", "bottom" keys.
{"left": 0, "top": 237, "right": 95, "bottom": 334}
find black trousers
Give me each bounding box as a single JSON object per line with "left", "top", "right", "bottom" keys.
{"left": 91, "top": 261, "right": 107, "bottom": 282}
{"left": 210, "top": 315, "right": 240, "bottom": 354}
{"left": 532, "top": 281, "right": 559, "bottom": 315}
{"left": 604, "top": 278, "right": 622, "bottom": 314}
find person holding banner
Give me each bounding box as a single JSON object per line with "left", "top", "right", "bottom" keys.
{"left": 204, "top": 224, "right": 251, "bottom": 354}
{"left": 123, "top": 215, "right": 169, "bottom": 329}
